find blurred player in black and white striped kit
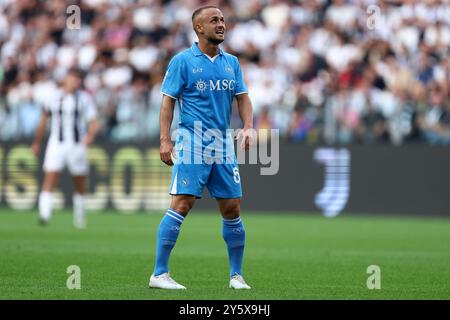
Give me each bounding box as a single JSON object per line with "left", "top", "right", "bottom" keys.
{"left": 31, "top": 68, "right": 98, "bottom": 228}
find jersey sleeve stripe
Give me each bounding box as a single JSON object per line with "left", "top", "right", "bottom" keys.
{"left": 161, "top": 91, "right": 178, "bottom": 99}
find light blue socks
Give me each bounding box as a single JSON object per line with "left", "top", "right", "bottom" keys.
{"left": 153, "top": 209, "right": 185, "bottom": 276}
{"left": 222, "top": 216, "right": 246, "bottom": 277}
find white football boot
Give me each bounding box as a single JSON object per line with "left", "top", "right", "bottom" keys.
{"left": 149, "top": 273, "right": 186, "bottom": 290}
{"left": 229, "top": 273, "right": 251, "bottom": 290}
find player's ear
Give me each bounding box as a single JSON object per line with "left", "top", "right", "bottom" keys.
{"left": 195, "top": 22, "right": 203, "bottom": 35}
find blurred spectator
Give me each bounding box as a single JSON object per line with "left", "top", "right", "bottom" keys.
{"left": 419, "top": 85, "right": 450, "bottom": 145}
{"left": 110, "top": 74, "right": 149, "bottom": 141}
{"left": 254, "top": 106, "right": 276, "bottom": 143}
{"left": 287, "top": 95, "right": 315, "bottom": 143}
{"left": 357, "top": 102, "right": 389, "bottom": 144}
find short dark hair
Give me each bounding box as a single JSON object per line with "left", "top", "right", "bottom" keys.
{"left": 191, "top": 5, "right": 219, "bottom": 27}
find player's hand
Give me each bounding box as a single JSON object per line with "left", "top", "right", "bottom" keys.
{"left": 236, "top": 128, "right": 256, "bottom": 151}
{"left": 31, "top": 141, "right": 40, "bottom": 157}
{"left": 160, "top": 139, "right": 174, "bottom": 166}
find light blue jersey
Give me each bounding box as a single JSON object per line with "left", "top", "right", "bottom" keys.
{"left": 161, "top": 42, "right": 247, "bottom": 199}
{"left": 161, "top": 42, "right": 247, "bottom": 132}
{"left": 161, "top": 42, "right": 248, "bottom": 159}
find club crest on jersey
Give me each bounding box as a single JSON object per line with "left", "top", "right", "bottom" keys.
{"left": 225, "top": 66, "right": 233, "bottom": 73}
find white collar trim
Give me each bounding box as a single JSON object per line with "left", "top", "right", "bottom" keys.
{"left": 205, "top": 54, "right": 219, "bottom": 63}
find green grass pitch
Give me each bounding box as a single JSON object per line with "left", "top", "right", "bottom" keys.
{"left": 0, "top": 209, "right": 449, "bottom": 300}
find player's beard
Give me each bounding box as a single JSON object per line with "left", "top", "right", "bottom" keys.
{"left": 208, "top": 34, "right": 224, "bottom": 45}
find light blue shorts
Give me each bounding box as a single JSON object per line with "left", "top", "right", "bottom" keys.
{"left": 169, "top": 154, "right": 242, "bottom": 199}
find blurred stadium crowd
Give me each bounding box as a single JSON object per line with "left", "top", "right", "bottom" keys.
{"left": 1, "top": 0, "right": 450, "bottom": 145}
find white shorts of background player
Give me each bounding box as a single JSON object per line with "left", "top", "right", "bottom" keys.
{"left": 43, "top": 141, "right": 88, "bottom": 175}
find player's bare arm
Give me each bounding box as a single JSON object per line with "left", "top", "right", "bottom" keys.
{"left": 159, "top": 94, "right": 176, "bottom": 166}
{"left": 236, "top": 93, "right": 255, "bottom": 150}
{"left": 31, "top": 111, "right": 50, "bottom": 157}
{"left": 84, "top": 119, "right": 99, "bottom": 146}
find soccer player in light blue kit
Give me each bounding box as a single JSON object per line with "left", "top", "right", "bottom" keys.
{"left": 149, "top": 6, "right": 254, "bottom": 290}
